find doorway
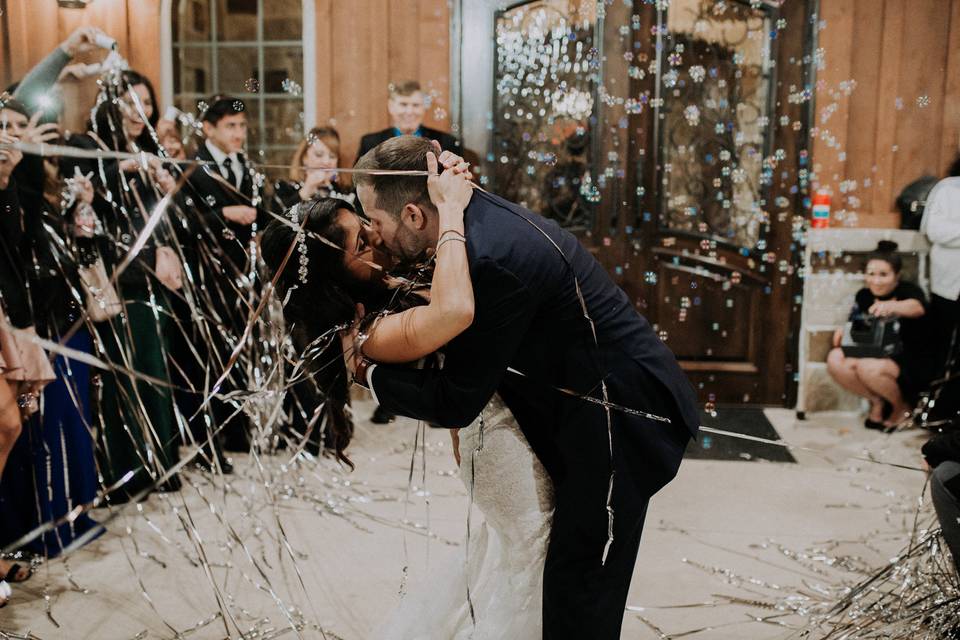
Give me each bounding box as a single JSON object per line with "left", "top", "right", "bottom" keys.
{"left": 616, "top": 0, "right": 812, "bottom": 406}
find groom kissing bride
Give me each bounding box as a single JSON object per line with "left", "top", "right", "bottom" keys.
{"left": 262, "top": 136, "right": 699, "bottom": 639}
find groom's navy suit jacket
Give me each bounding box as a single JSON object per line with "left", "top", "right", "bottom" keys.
{"left": 371, "top": 189, "right": 699, "bottom": 497}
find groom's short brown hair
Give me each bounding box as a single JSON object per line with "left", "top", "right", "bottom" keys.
{"left": 354, "top": 136, "right": 434, "bottom": 218}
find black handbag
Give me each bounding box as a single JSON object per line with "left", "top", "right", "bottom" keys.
{"left": 841, "top": 314, "right": 903, "bottom": 358}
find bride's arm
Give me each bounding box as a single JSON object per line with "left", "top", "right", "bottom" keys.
{"left": 360, "top": 155, "right": 475, "bottom": 363}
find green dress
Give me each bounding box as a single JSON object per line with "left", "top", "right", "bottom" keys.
{"left": 95, "top": 285, "right": 180, "bottom": 498}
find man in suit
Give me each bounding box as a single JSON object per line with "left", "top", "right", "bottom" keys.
{"left": 349, "top": 136, "right": 699, "bottom": 639}
{"left": 183, "top": 96, "right": 263, "bottom": 457}
{"left": 357, "top": 80, "right": 460, "bottom": 165}
{"left": 189, "top": 96, "right": 264, "bottom": 271}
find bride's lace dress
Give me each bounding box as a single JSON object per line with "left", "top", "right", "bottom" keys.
{"left": 376, "top": 394, "right": 554, "bottom": 639}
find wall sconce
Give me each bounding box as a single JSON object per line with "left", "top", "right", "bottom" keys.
{"left": 57, "top": 0, "right": 94, "bottom": 7}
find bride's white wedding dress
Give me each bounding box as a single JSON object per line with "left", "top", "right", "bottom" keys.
{"left": 376, "top": 394, "right": 554, "bottom": 639}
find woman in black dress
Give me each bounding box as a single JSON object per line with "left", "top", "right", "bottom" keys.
{"left": 827, "top": 241, "right": 938, "bottom": 429}
{"left": 273, "top": 126, "right": 355, "bottom": 210}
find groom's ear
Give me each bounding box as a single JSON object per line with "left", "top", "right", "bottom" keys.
{"left": 400, "top": 203, "right": 429, "bottom": 231}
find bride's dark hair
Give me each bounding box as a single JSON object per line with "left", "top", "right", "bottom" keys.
{"left": 261, "top": 197, "right": 366, "bottom": 468}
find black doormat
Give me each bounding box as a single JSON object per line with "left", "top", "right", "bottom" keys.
{"left": 684, "top": 407, "right": 796, "bottom": 463}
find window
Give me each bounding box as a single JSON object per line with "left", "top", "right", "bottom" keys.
{"left": 171, "top": 0, "right": 305, "bottom": 175}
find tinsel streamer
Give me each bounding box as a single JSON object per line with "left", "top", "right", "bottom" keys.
{"left": 0, "top": 141, "right": 433, "bottom": 175}
{"left": 464, "top": 412, "right": 484, "bottom": 627}
{"left": 5, "top": 35, "right": 950, "bottom": 640}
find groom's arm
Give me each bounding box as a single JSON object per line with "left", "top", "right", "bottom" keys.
{"left": 368, "top": 258, "right": 537, "bottom": 428}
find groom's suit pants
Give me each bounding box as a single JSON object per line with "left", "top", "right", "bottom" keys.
{"left": 540, "top": 368, "right": 691, "bottom": 640}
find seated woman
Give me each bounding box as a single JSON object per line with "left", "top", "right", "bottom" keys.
{"left": 273, "top": 126, "right": 354, "bottom": 209}
{"left": 827, "top": 241, "right": 938, "bottom": 429}
{"left": 260, "top": 154, "right": 554, "bottom": 638}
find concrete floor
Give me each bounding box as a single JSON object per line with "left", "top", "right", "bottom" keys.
{"left": 1, "top": 400, "right": 934, "bottom": 639}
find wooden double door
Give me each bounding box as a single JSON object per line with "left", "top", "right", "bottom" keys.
{"left": 602, "top": 0, "right": 810, "bottom": 406}
{"left": 492, "top": 0, "right": 812, "bottom": 406}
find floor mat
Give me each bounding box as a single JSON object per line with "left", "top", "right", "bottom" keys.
{"left": 684, "top": 407, "right": 796, "bottom": 463}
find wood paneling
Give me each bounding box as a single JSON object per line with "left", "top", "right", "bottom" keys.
{"left": 0, "top": 0, "right": 452, "bottom": 167}
{"left": 814, "top": 0, "right": 960, "bottom": 228}
{"left": 0, "top": 0, "right": 161, "bottom": 131}
{"left": 940, "top": 0, "right": 960, "bottom": 172}
{"left": 317, "top": 0, "right": 451, "bottom": 166}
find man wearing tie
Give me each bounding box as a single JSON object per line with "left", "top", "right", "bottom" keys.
{"left": 190, "top": 96, "right": 261, "bottom": 271}
{"left": 183, "top": 96, "right": 262, "bottom": 456}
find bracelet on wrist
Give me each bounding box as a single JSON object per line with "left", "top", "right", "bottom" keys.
{"left": 436, "top": 236, "right": 467, "bottom": 253}
{"left": 438, "top": 229, "right": 465, "bottom": 242}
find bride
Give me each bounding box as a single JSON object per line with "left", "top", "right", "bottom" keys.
{"left": 260, "top": 150, "right": 553, "bottom": 638}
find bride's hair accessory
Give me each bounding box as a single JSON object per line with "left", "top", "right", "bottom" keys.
{"left": 287, "top": 203, "right": 310, "bottom": 285}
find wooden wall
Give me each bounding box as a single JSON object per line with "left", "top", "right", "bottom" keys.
{"left": 1, "top": 0, "right": 162, "bottom": 132}
{"left": 312, "top": 0, "right": 451, "bottom": 166}
{"left": 0, "top": 0, "right": 451, "bottom": 166}
{"left": 813, "top": 0, "right": 960, "bottom": 228}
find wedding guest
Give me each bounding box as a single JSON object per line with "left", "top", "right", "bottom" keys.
{"left": 62, "top": 70, "right": 184, "bottom": 501}
{"left": 921, "top": 155, "right": 960, "bottom": 363}
{"left": 185, "top": 95, "right": 261, "bottom": 454}
{"left": 1, "top": 95, "right": 102, "bottom": 555}
{"left": 356, "top": 80, "right": 460, "bottom": 161}
{"left": 826, "top": 241, "right": 937, "bottom": 429}
{"left": 11, "top": 27, "right": 107, "bottom": 115}
{"left": 0, "top": 134, "right": 54, "bottom": 600}
{"left": 26, "top": 173, "right": 104, "bottom": 555}
{"left": 274, "top": 126, "right": 354, "bottom": 209}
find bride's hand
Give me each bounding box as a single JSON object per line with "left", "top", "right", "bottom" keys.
{"left": 426, "top": 152, "right": 473, "bottom": 214}
{"left": 429, "top": 140, "right": 473, "bottom": 181}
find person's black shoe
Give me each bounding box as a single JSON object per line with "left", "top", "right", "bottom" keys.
{"left": 370, "top": 406, "right": 395, "bottom": 424}
{"left": 157, "top": 475, "right": 182, "bottom": 493}
{"left": 864, "top": 418, "right": 886, "bottom": 430}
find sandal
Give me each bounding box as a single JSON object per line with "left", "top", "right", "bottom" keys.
{"left": 864, "top": 418, "right": 886, "bottom": 430}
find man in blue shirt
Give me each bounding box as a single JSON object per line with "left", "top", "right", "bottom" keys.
{"left": 356, "top": 80, "right": 460, "bottom": 160}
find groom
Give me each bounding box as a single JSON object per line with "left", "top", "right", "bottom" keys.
{"left": 349, "top": 136, "right": 699, "bottom": 639}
